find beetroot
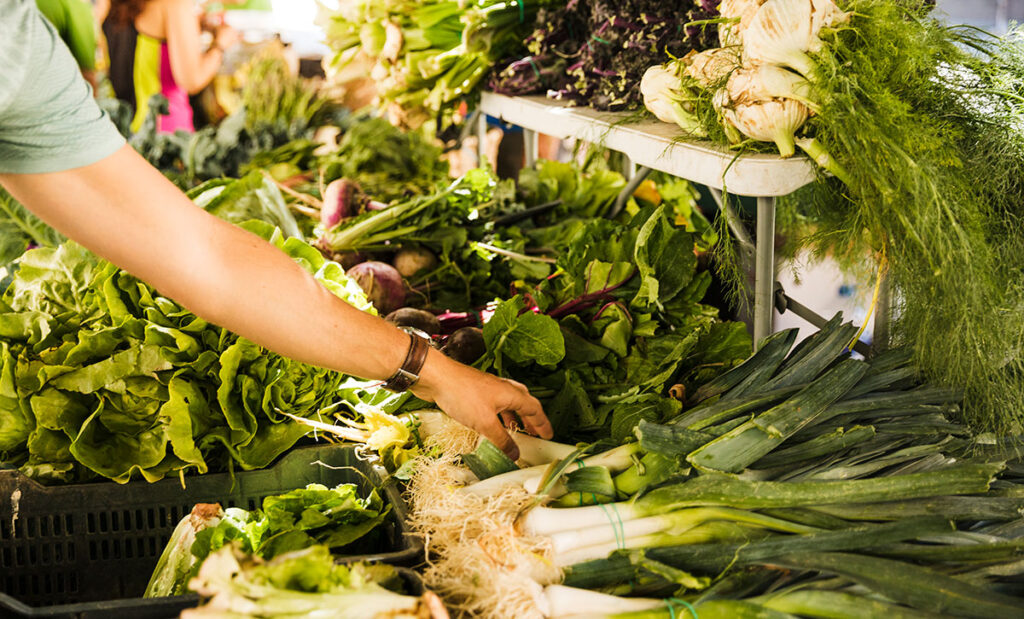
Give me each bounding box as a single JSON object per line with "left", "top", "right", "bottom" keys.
{"left": 346, "top": 261, "right": 406, "bottom": 314}
{"left": 442, "top": 327, "right": 486, "bottom": 365}
{"left": 393, "top": 247, "right": 438, "bottom": 278}
{"left": 385, "top": 308, "right": 442, "bottom": 335}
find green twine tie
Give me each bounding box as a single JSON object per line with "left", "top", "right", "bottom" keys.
{"left": 665, "top": 598, "right": 698, "bottom": 619}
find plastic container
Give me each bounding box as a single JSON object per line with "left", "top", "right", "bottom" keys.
{"left": 0, "top": 445, "right": 422, "bottom": 617}
{"left": 0, "top": 566, "right": 426, "bottom": 619}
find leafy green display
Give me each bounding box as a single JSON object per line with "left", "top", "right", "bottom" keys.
{"left": 316, "top": 115, "right": 450, "bottom": 205}
{"left": 479, "top": 206, "right": 751, "bottom": 440}
{"left": 146, "top": 483, "right": 391, "bottom": 598}
{"left": 185, "top": 545, "right": 433, "bottom": 617}
{"left": 0, "top": 226, "right": 371, "bottom": 483}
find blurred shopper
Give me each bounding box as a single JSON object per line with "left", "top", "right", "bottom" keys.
{"left": 102, "top": 0, "right": 238, "bottom": 132}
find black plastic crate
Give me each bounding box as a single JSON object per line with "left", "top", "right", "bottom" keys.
{"left": 0, "top": 444, "right": 421, "bottom": 616}
{"left": 0, "top": 566, "right": 426, "bottom": 619}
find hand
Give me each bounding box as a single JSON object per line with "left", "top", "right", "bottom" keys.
{"left": 213, "top": 25, "right": 239, "bottom": 52}
{"left": 411, "top": 349, "right": 553, "bottom": 460}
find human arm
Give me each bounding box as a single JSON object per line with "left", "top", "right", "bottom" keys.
{"left": 164, "top": 0, "right": 237, "bottom": 94}
{"left": 0, "top": 147, "right": 551, "bottom": 458}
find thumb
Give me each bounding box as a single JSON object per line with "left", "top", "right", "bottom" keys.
{"left": 482, "top": 419, "right": 520, "bottom": 462}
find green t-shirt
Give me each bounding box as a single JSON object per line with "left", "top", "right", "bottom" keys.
{"left": 35, "top": 0, "right": 98, "bottom": 71}
{"left": 0, "top": 1, "right": 125, "bottom": 174}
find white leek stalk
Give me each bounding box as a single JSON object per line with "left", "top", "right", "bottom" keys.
{"left": 538, "top": 585, "right": 663, "bottom": 618}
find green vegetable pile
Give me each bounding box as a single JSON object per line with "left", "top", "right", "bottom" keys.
{"left": 479, "top": 205, "right": 750, "bottom": 440}
{"left": 0, "top": 225, "right": 371, "bottom": 484}
{"left": 316, "top": 114, "right": 451, "bottom": 204}
{"left": 184, "top": 545, "right": 442, "bottom": 618}
{"left": 407, "top": 313, "right": 1024, "bottom": 617}
{"left": 146, "top": 483, "right": 391, "bottom": 598}
{"left": 319, "top": 0, "right": 566, "bottom": 130}
{"left": 129, "top": 50, "right": 336, "bottom": 188}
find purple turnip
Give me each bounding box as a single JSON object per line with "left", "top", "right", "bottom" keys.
{"left": 346, "top": 261, "right": 406, "bottom": 314}
{"left": 321, "top": 179, "right": 361, "bottom": 229}
{"left": 393, "top": 247, "right": 438, "bottom": 278}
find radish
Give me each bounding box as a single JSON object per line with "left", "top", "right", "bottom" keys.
{"left": 393, "top": 247, "right": 438, "bottom": 278}
{"left": 321, "top": 178, "right": 361, "bottom": 229}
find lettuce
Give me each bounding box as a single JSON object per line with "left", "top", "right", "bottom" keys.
{"left": 0, "top": 227, "right": 372, "bottom": 483}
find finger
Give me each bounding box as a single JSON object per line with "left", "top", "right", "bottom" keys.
{"left": 479, "top": 417, "right": 519, "bottom": 461}
{"left": 499, "top": 411, "right": 521, "bottom": 432}
{"left": 512, "top": 390, "right": 553, "bottom": 439}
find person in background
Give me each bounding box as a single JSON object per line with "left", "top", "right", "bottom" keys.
{"left": 0, "top": 0, "right": 549, "bottom": 460}
{"left": 36, "top": 0, "right": 100, "bottom": 89}
{"left": 102, "top": 0, "right": 239, "bottom": 133}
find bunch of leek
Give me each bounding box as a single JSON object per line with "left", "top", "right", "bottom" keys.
{"left": 405, "top": 313, "right": 1024, "bottom": 617}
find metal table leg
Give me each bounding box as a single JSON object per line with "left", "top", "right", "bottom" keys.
{"left": 608, "top": 166, "right": 653, "bottom": 218}
{"left": 524, "top": 128, "right": 538, "bottom": 167}
{"left": 754, "top": 196, "right": 777, "bottom": 349}
{"left": 477, "top": 112, "right": 488, "bottom": 167}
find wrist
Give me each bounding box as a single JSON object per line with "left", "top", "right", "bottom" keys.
{"left": 410, "top": 347, "right": 458, "bottom": 402}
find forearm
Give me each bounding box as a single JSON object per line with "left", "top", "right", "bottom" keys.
{"left": 0, "top": 146, "right": 407, "bottom": 380}
{"left": 186, "top": 48, "right": 223, "bottom": 94}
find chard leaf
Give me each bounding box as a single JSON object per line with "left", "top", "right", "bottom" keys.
{"left": 632, "top": 206, "right": 696, "bottom": 310}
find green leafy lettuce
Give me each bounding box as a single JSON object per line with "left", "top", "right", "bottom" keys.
{"left": 0, "top": 226, "right": 371, "bottom": 483}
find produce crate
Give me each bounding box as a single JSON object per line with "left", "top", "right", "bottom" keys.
{"left": 0, "top": 566, "right": 427, "bottom": 619}
{"left": 0, "top": 444, "right": 422, "bottom": 617}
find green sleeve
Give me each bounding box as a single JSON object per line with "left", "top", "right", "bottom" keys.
{"left": 0, "top": 1, "right": 125, "bottom": 174}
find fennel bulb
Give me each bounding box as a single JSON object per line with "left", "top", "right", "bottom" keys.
{"left": 718, "top": 0, "right": 767, "bottom": 47}
{"left": 743, "top": 0, "right": 849, "bottom": 78}
{"left": 727, "top": 63, "right": 818, "bottom": 110}
{"left": 684, "top": 48, "right": 742, "bottom": 88}
{"left": 640, "top": 64, "right": 704, "bottom": 135}
{"left": 723, "top": 98, "right": 811, "bottom": 157}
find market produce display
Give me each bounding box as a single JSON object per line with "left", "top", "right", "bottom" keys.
{"left": 641, "top": 0, "right": 1024, "bottom": 434}
{"left": 8, "top": 1, "right": 1024, "bottom": 615}
{"left": 405, "top": 315, "right": 1024, "bottom": 618}
{"left": 146, "top": 483, "right": 392, "bottom": 598}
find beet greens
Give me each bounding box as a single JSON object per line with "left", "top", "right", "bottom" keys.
{"left": 491, "top": 0, "right": 719, "bottom": 110}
